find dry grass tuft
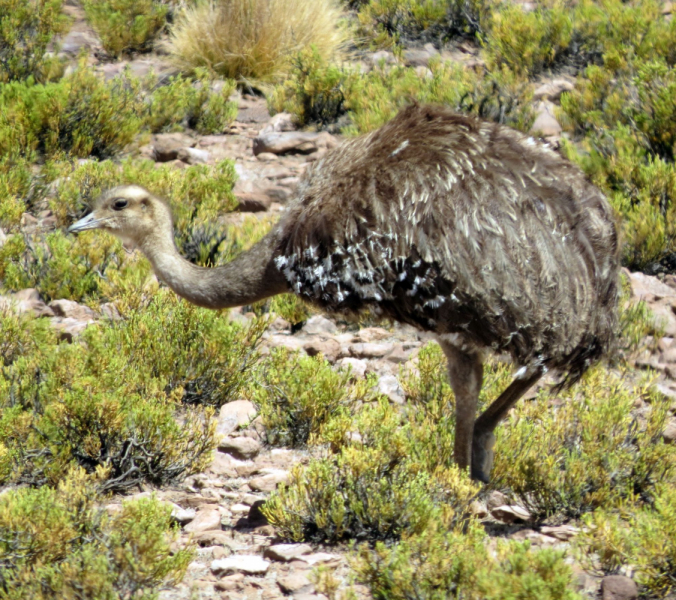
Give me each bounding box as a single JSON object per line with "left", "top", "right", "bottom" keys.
{"left": 165, "top": 0, "right": 349, "bottom": 82}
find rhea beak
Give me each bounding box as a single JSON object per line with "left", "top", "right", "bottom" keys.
{"left": 68, "top": 212, "right": 103, "bottom": 233}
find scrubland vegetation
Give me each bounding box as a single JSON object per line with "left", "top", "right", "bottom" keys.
{"left": 1, "top": 0, "right": 676, "bottom": 598}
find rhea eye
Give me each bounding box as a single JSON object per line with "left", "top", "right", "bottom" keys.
{"left": 112, "top": 199, "right": 128, "bottom": 210}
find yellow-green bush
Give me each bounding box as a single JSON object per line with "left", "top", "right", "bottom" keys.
{"left": 0, "top": 0, "right": 68, "bottom": 83}
{"left": 83, "top": 0, "right": 168, "bottom": 58}
{"left": 145, "top": 68, "right": 238, "bottom": 134}
{"left": 271, "top": 52, "right": 533, "bottom": 134}
{"left": 166, "top": 0, "right": 349, "bottom": 82}
{"left": 248, "top": 348, "right": 375, "bottom": 447}
{"left": 0, "top": 291, "right": 265, "bottom": 490}
{"left": 577, "top": 485, "right": 676, "bottom": 598}
{"left": 355, "top": 522, "right": 582, "bottom": 600}
{"left": 357, "top": 0, "right": 488, "bottom": 47}
{"left": 0, "top": 468, "right": 192, "bottom": 599}
{"left": 492, "top": 367, "right": 675, "bottom": 520}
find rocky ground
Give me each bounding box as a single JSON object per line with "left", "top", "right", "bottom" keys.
{"left": 3, "top": 4, "right": 676, "bottom": 599}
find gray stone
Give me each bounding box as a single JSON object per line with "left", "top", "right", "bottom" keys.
{"left": 211, "top": 555, "right": 270, "bottom": 575}
{"left": 376, "top": 374, "right": 406, "bottom": 404}
{"left": 252, "top": 131, "right": 337, "bottom": 156}
{"left": 262, "top": 112, "right": 297, "bottom": 134}
{"left": 303, "top": 315, "right": 338, "bottom": 335}
{"left": 602, "top": 575, "right": 638, "bottom": 600}
{"left": 208, "top": 451, "right": 238, "bottom": 477}
{"left": 336, "top": 357, "right": 368, "bottom": 379}
{"left": 171, "top": 506, "right": 196, "bottom": 524}
{"left": 303, "top": 337, "right": 341, "bottom": 363}
{"left": 349, "top": 342, "right": 392, "bottom": 358}
{"left": 249, "top": 470, "right": 289, "bottom": 492}
{"left": 662, "top": 419, "right": 676, "bottom": 443}
{"left": 532, "top": 78, "right": 575, "bottom": 102}
{"left": 194, "top": 530, "right": 235, "bottom": 550}
{"left": 218, "top": 436, "right": 261, "bottom": 459}
{"left": 184, "top": 508, "right": 222, "bottom": 533}
{"left": 403, "top": 47, "right": 438, "bottom": 67}
{"left": 299, "top": 552, "right": 341, "bottom": 566}
{"left": 49, "top": 299, "right": 97, "bottom": 320}
{"left": 530, "top": 101, "right": 562, "bottom": 137}
{"left": 152, "top": 133, "right": 195, "bottom": 162}
{"left": 217, "top": 400, "right": 257, "bottom": 436}
{"left": 264, "top": 543, "right": 313, "bottom": 562}
{"left": 277, "top": 571, "right": 314, "bottom": 594}
{"left": 234, "top": 192, "right": 271, "bottom": 212}
{"left": 628, "top": 271, "right": 676, "bottom": 302}
{"left": 177, "top": 147, "right": 211, "bottom": 165}
{"left": 491, "top": 504, "right": 531, "bottom": 523}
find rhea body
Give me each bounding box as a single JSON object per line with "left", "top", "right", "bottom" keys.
{"left": 69, "top": 104, "right": 620, "bottom": 482}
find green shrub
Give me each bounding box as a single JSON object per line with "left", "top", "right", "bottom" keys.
{"left": 145, "top": 69, "right": 238, "bottom": 134}
{"left": 83, "top": 0, "right": 168, "bottom": 58}
{"left": 166, "top": 0, "right": 348, "bottom": 82}
{"left": 483, "top": 4, "right": 574, "bottom": 78}
{"left": 251, "top": 293, "right": 315, "bottom": 327}
{"left": 0, "top": 0, "right": 67, "bottom": 83}
{"left": 0, "top": 468, "right": 192, "bottom": 599}
{"left": 357, "top": 0, "right": 488, "bottom": 47}
{"left": 0, "top": 291, "right": 265, "bottom": 490}
{"left": 248, "top": 348, "right": 373, "bottom": 447}
{"left": 269, "top": 46, "right": 347, "bottom": 128}
{"left": 577, "top": 485, "right": 676, "bottom": 598}
{"left": 493, "top": 367, "right": 675, "bottom": 520}
{"left": 263, "top": 393, "right": 480, "bottom": 542}
{"left": 355, "top": 523, "right": 582, "bottom": 600}
{"left": 0, "top": 157, "right": 34, "bottom": 229}
{"left": 271, "top": 56, "right": 533, "bottom": 135}
{"left": 0, "top": 64, "right": 145, "bottom": 161}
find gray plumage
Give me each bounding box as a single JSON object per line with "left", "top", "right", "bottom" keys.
{"left": 275, "top": 103, "right": 620, "bottom": 385}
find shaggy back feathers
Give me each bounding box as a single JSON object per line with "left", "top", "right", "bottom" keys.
{"left": 275, "top": 104, "right": 620, "bottom": 382}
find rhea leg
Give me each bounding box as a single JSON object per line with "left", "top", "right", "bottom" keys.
{"left": 438, "top": 340, "right": 483, "bottom": 473}
{"left": 471, "top": 366, "right": 544, "bottom": 482}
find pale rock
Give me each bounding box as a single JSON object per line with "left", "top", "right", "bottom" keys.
{"left": 264, "top": 543, "right": 313, "bottom": 562}
{"left": 367, "top": 50, "right": 397, "bottom": 66}
{"left": 14, "top": 288, "right": 41, "bottom": 302}
{"left": 303, "top": 337, "right": 341, "bottom": 363}
{"left": 355, "top": 327, "right": 391, "bottom": 342}
{"left": 49, "top": 299, "right": 97, "bottom": 320}
{"left": 152, "top": 133, "right": 195, "bottom": 162}
{"left": 486, "top": 490, "right": 509, "bottom": 510}
{"left": 255, "top": 152, "right": 278, "bottom": 162}
{"left": 184, "top": 508, "right": 222, "bottom": 533}
{"left": 530, "top": 101, "right": 562, "bottom": 137}
{"left": 349, "top": 342, "right": 392, "bottom": 358}
{"left": 209, "top": 451, "right": 239, "bottom": 477}
{"left": 532, "top": 78, "right": 575, "bottom": 102}
{"left": 59, "top": 29, "right": 101, "bottom": 56}
{"left": 171, "top": 506, "right": 196, "bottom": 524}
{"left": 648, "top": 300, "right": 676, "bottom": 337}
{"left": 218, "top": 436, "right": 261, "bottom": 459}
{"left": 211, "top": 555, "right": 270, "bottom": 575}
{"left": 540, "top": 524, "right": 580, "bottom": 541}
{"left": 177, "top": 147, "right": 211, "bottom": 165}
{"left": 99, "top": 302, "right": 121, "bottom": 320}
{"left": 663, "top": 347, "right": 676, "bottom": 363}
{"left": 303, "top": 315, "right": 338, "bottom": 335}
{"left": 51, "top": 317, "right": 92, "bottom": 341}
{"left": 230, "top": 503, "right": 251, "bottom": 514}
{"left": 277, "top": 571, "right": 314, "bottom": 594}
{"left": 662, "top": 419, "right": 676, "bottom": 443}
{"left": 249, "top": 470, "right": 289, "bottom": 492}
{"left": 252, "top": 131, "right": 338, "bottom": 156}
{"left": 299, "top": 552, "right": 341, "bottom": 566}
{"left": 217, "top": 400, "right": 257, "bottom": 436}
{"left": 602, "top": 575, "right": 638, "bottom": 600}
{"left": 215, "top": 573, "right": 245, "bottom": 591}
{"left": 628, "top": 271, "right": 676, "bottom": 302}
{"left": 194, "top": 530, "right": 235, "bottom": 549}
{"left": 491, "top": 504, "right": 531, "bottom": 523}
{"left": 377, "top": 374, "right": 406, "bottom": 404}
{"left": 336, "top": 357, "right": 368, "bottom": 379}
{"left": 403, "top": 45, "right": 438, "bottom": 67}
{"left": 470, "top": 499, "right": 488, "bottom": 518}
{"left": 386, "top": 344, "right": 412, "bottom": 364}
{"left": 262, "top": 112, "right": 297, "bottom": 134}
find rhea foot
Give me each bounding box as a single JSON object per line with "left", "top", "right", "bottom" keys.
{"left": 471, "top": 430, "right": 496, "bottom": 483}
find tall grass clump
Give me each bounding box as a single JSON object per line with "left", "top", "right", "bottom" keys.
{"left": 0, "top": 469, "right": 192, "bottom": 599}
{"left": 166, "top": 0, "right": 349, "bottom": 81}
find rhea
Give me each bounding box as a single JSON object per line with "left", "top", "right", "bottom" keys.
{"left": 69, "top": 104, "right": 620, "bottom": 482}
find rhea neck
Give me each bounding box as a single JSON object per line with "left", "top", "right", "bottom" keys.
{"left": 133, "top": 217, "right": 289, "bottom": 309}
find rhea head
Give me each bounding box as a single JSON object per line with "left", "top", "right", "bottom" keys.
{"left": 68, "top": 185, "right": 173, "bottom": 250}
